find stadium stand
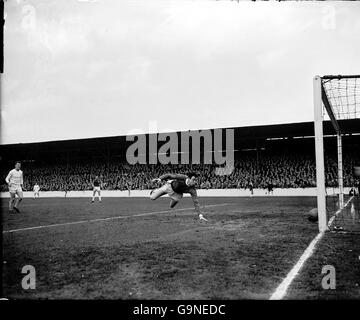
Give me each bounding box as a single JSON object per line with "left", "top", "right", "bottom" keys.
{"left": 1, "top": 120, "right": 359, "bottom": 192}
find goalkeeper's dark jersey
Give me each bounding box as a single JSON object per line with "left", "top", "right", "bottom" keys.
{"left": 93, "top": 179, "right": 101, "bottom": 187}
{"left": 171, "top": 179, "right": 200, "bottom": 214}
{"left": 159, "top": 173, "right": 201, "bottom": 214}
{"left": 171, "top": 179, "right": 195, "bottom": 194}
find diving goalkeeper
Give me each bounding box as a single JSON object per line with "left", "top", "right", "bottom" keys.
{"left": 150, "top": 172, "right": 208, "bottom": 221}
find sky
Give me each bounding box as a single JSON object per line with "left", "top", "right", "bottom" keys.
{"left": 2, "top": 0, "right": 360, "bottom": 144}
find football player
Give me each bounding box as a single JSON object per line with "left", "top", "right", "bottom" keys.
{"left": 91, "top": 175, "right": 102, "bottom": 203}
{"left": 33, "top": 183, "right": 40, "bottom": 199}
{"left": 150, "top": 172, "right": 208, "bottom": 221}
{"left": 5, "top": 161, "right": 24, "bottom": 213}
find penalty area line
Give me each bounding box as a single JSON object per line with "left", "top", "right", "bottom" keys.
{"left": 269, "top": 196, "right": 354, "bottom": 300}
{"left": 2, "top": 203, "right": 230, "bottom": 234}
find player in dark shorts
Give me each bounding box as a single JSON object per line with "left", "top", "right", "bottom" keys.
{"left": 150, "top": 172, "right": 208, "bottom": 221}
{"left": 63, "top": 184, "right": 68, "bottom": 198}
{"left": 91, "top": 176, "right": 102, "bottom": 203}
{"left": 247, "top": 181, "right": 254, "bottom": 196}
{"left": 267, "top": 182, "right": 274, "bottom": 195}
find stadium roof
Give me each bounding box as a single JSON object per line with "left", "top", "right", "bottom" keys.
{"left": 1, "top": 119, "right": 359, "bottom": 162}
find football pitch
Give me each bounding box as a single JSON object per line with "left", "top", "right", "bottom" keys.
{"left": 2, "top": 196, "right": 360, "bottom": 299}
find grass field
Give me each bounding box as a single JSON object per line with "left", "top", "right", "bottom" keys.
{"left": 2, "top": 196, "right": 360, "bottom": 299}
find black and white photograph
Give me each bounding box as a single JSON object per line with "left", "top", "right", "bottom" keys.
{"left": 1, "top": 0, "right": 360, "bottom": 311}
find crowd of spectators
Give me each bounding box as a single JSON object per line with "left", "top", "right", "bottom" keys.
{"left": 1, "top": 152, "right": 359, "bottom": 192}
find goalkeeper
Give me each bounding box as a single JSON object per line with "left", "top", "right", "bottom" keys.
{"left": 150, "top": 172, "right": 208, "bottom": 221}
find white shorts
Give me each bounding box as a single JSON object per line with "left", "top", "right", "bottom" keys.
{"left": 93, "top": 187, "right": 101, "bottom": 192}
{"left": 163, "top": 182, "right": 183, "bottom": 201}
{"left": 9, "top": 184, "right": 22, "bottom": 194}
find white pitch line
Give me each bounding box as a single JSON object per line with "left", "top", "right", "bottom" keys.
{"left": 2, "top": 203, "right": 230, "bottom": 234}
{"left": 269, "top": 196, "right": 354, "bottom": 300}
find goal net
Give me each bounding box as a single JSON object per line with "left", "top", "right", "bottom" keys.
{"left": 314, "top": 75, "right": 360, "bottom": 233}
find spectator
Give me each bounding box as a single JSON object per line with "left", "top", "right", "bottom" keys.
{"left": 1, "top": 152, "right": 358, "bottom": 192}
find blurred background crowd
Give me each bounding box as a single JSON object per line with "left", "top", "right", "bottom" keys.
{"left": 1, "top": 153, "right": 358, "bottom": 192}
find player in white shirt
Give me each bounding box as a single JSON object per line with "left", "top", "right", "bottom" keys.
{"left": 33, "top": 183, "right": 40, "bottom": 199}
{"left": 5, "top": 161, "right": 24, "bottom": 213}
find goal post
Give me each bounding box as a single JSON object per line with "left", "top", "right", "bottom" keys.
{"left": 313, "top": 74, "right": 360, "bottom": 233}
{"left": 313, "top": 76, "right": 327, "bottom": 232}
